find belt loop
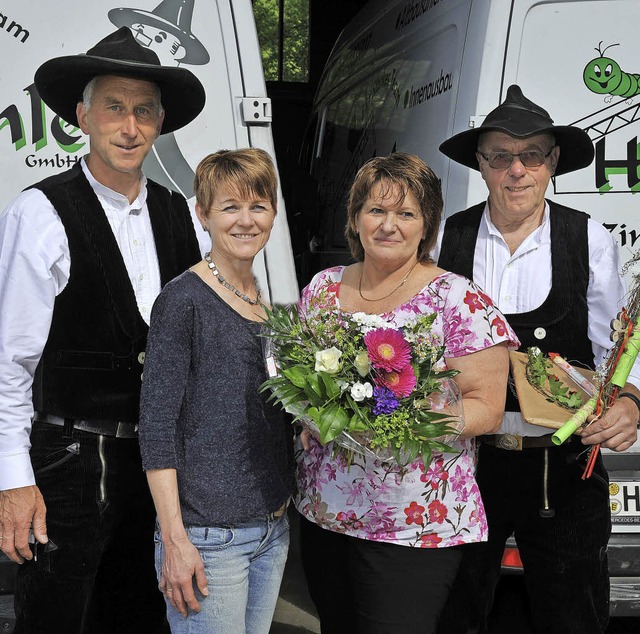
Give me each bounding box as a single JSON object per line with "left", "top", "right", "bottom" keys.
{"left": 62, "top": 417, "right": 75, "bottom": 440}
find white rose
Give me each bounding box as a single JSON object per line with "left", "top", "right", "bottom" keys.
{"left": 315, "top": 347, "right": 343, "bottom": 374}
{"left": 350, "top": 381, "right": 373, "bottom": 402}
{"left": 353, "top": 352, "right": 371, "bottom": 377}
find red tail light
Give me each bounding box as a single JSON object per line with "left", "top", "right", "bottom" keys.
{"left": 501, "top": 546, "right": 523, "bottom": 570}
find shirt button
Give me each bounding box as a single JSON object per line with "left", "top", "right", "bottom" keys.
{"left": 139, "top": 274, "right": 144, "bottom": 281}
{"left": 133, "top": 239, "right": 139, "bottom": 246}
{"left": 138, "top": 352, "right": 146, "bottom": 365}
{"left": 534, "top": 327, "right": 546, "bottom": 340}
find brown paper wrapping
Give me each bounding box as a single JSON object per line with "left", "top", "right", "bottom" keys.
{"left": 509, "top": 351, "right": 596, "bottom": 430}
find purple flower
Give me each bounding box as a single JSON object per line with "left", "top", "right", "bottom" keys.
{"left": 373, "top": 387, "right": 400, "bottom": 414}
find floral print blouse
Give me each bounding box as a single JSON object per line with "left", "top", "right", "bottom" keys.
{"left": 295, "top": 266, "right": 519, "bottom": 548}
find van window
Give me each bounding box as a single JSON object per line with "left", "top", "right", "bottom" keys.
{"left": 305, "top": 5, "right": 468, "bottom": 269}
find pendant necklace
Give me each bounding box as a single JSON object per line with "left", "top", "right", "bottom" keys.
{"left": 204, "top": 253, "right": 261, "bottom": 306}
{"left": 358, "top": 260, "right": 418, "bottom": 302}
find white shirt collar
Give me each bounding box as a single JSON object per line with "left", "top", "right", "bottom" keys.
{"left": 80, "top": 157, "right": 148, "bottom": 212}
{"left": 481, "top": 199, "right": 551, "bottom": 255}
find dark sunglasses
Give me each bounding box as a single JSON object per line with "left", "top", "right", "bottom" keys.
{"left": 477, "top": 147, "right": 555, "bottom": 169}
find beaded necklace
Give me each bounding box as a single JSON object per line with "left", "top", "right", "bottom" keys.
{"left": 204, "top": 253, "right": 261, "bottom": 306}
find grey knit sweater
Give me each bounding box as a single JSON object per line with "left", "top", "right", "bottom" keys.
{"left": 139, "top": 271, "right": 293, "bottom": 527}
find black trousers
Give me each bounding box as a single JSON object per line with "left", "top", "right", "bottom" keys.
{"left": 13, "top": 422, "right": 168, "bottom": 634}
{"left": 438, "top": 440, "right": 611, "bottom": 634}
{"left": 300, "top": 515, "right": 463, "bottom": 634}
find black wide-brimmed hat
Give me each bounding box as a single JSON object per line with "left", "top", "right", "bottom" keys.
{"left": 439, "top": 85, "right": 593, "bottom": 176}
{"left": 34, "top": 27, "right": 205, "bottom": 134}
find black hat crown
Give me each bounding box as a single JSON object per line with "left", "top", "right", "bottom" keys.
{"left": 439, "top": 84, "right": 594, "bottom": 176}
{"left": 86, "top": 27, "right": 162, "bottom": 66}
{"left": 34, "top": 27, "right": 205, "bottom": 134}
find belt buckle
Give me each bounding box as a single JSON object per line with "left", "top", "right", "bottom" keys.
{"left": 496, "top": 434, "right": 523, "bottom": 451}
{"left": 268, "top": 502, "right": 288, "bottom": 521}
{"left": 115, "top": 422, "right": 138, "bottom": 438}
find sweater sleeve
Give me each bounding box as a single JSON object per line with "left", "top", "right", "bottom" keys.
{"left": 139, "top": 277, "right": 195, "bottom": 471}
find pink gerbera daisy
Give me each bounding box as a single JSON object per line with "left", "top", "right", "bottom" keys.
{"left": 364, "top": 328, "right": 411, "bottom": 371}
{"left": 376, "top": 364, "right": 417, "bottom": 397}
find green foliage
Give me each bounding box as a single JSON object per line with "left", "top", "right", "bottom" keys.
{"left": 526, "top": 347, "right": 550, "bottom": 388}
{"left": 525, "top": 347, "right": 584, "bottom": 411}
{"left": 548, "top": 375, "right": 584, "bottom": 409}
{"left": 253, "top": 0, "right": 310, "bottom": 82}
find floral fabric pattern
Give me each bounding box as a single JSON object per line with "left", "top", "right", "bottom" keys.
{"left": 295, "top": 267, "right": 519, "bottom": 548}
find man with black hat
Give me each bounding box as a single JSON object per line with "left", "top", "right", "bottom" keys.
{"left": 0, "top": 28, "right": 204, "bottom": 633}
{"left": 436, "top": 85, "right": 640, "bottom": 632}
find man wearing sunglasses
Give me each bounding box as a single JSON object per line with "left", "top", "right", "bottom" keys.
{"left": 435, "top": 85, "right": 640, "bottom": 633}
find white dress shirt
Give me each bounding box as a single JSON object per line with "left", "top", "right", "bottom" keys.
{"left": 0, "top": 159, "right": 160, "bottom": 489}
{"left": 435, "top": 201, "right": 640, "bottom": 437}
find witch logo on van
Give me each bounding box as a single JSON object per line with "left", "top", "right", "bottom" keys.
{"left": 583, "top": 42, "right": 640, "bottom": 100}
{"left": 108, "top": 0, "right": 211, "bottom": 198}
{"left": 109, "top": 0, "right": 209, "bottom": 66}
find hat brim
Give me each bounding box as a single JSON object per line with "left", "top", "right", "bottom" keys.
{"left": 34, "top": 54, "right": 205, "bottom": 134}
{"left": 439, "top": 124, "right": 594, "bottom": 176}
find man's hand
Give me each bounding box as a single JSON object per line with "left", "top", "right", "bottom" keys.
{"left": 160, "top": 535, "right": 208, "bottom": 617}
{"left": 0, "top": 485, "right": 47, "bottom": 563}
{"left": 581, "top": 394, "right": 639, "bottom": 451}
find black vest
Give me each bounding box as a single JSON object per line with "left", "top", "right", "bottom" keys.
{"left": 438, "top": 201, "right": 594, "bottom": 412}
{"left": 31, "top": 163, "right": 200, "bottom": 422}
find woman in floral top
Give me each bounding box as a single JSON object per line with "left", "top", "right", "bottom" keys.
{"left": 295, "top": 153, "right": 519, "bottom": 633}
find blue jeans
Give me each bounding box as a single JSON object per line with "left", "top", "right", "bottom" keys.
{"left": 155, "top": 513, "right": 290, "bottom": 633}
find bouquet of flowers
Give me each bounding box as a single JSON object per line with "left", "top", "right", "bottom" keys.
{"left": 260, "top": 294, "right": 465, "bottom": 468}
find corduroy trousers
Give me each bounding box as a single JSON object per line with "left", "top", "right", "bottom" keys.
{"left": 438, "top": 439, "right": 611, "bottom": 634}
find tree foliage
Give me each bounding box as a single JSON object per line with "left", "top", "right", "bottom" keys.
{"left": 253, "top": 0, "right": 310, "bottom": 82}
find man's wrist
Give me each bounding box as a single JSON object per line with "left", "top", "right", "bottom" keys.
{"left": 618, "top": 392, "right": 640, "bottom": 429}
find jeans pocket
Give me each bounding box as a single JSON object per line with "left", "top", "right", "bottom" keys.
{"left": 187, "top": 526, "right": 235, "bottom": 551}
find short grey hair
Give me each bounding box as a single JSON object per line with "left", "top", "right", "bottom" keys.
{"left": 81, "top": 76, "right": 164, "bottom": 117}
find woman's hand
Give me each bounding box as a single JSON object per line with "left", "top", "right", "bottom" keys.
{"left": 146, "top": 468, "right": 208, "bottom": 617}
{"left": 300, "top": 428, "right": 312, "bottom": 450}
{"left": 161, "top": 534, "right": 208, "bottom": 617}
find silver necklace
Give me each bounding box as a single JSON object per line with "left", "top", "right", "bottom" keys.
{"left": 204, "top": 253, "right": 261, "bottom": 306}
{"left": 358, "top": 261, "right": 418, "bottom": 302}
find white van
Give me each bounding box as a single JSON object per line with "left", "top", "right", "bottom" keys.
{"left": 0, "top": 0, "right": 298, "bottom": 305}
{"left": 297, "top": 0, "right": 640, "bottom": 617}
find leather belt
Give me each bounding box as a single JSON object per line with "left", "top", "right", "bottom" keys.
{"left": 34, "top": 412, "right": 139, "bottom": 439}
{"left": 480, "top": 433, "right": 562, "bottom": 451}
{"left": 268, "top": 502, "right": 288, "bottom": 520}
